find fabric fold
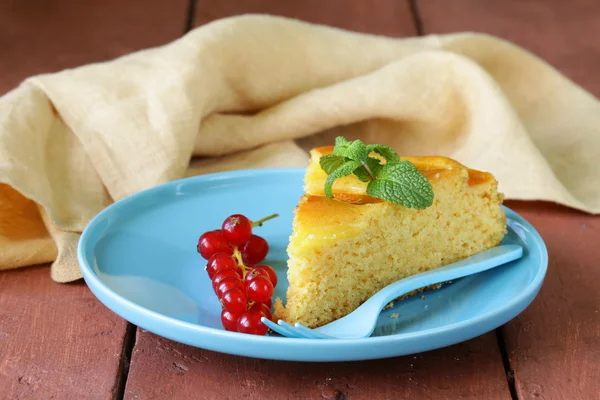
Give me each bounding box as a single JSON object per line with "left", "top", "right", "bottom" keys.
{"left": 0, "top": 14, "right": 598, "bottom": 282}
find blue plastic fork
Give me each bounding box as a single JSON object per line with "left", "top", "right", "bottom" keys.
{"left": 261, "top": 244, "right": 523, "bottom": 339}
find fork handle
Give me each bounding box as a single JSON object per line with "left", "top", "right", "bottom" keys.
{"left": 367, "top": 244, "right": 523, "bottom": 312}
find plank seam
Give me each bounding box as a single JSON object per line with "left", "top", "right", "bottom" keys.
{"left": 409, "top": 0, "right": 425, "bottom": 35}
{"left": 114, "top": 323, "right": 137, "bottom": 400}
{"left": 496, "top": 327, "right": 519, "bottom": 400}
{"left": 184, "top": 0, "right": 198, "bottom": 33}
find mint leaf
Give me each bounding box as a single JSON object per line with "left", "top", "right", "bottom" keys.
{"left": 364, "top": 156, "right": 383, "bottom": 176}
{"left": 332, "top": 137, "right": 368, "bottom": 162}
{"left": 333, "top": 136, "right": 350, "bottom": 156}
{"left": 324, "top": 161, "right": 361, "bottom": 198}
{"left": 366, "top": 144, "right": 400, "bottom": 163}
{"left": 366, "top": 161, "right": 434, "bottom": 209}
{"left": 354, "top": 156, "right": 383, "bottom": 182}
{"left": 353, "top": 166, "right": 370, "bottom": 182}
{"left": 335, "top": 136, "right": 349, "bottom": 147}
{"left": 319, "top": 154, "right": 345, "bottom": 174}
{"left": 342, "top": 139, "right": 368, "bottom": 162}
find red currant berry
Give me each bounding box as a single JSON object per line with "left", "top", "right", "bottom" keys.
{"left": 221, "top": 309, "right": 240, "bottom": 332}
{"left": 198, "top": 230, "right": 233, "bottom": 260}
{"left": 221, "top": 289, "right": 248, "bottom": 314}
{"left": 206, "top": 253, "right": 241, "bottom": 280}
{"left": 216, "top": 277, "right": 244, "bottom": 299}
{"left": 253, "top": 265, "right": 278, "bottom": 287}
{"left": 212, "top": 269, "right": 243, "bottom": 293}
{"left": 240, "top": 235, "right": 269, "bottom": 264}
{"left": 222, "top": 214, "right": 253, "bottom": 246}
{"left": 237, "top": 308, "right": 269, "bottom": 335}
{"left": 243, "top": 267, "right": 270, "bottom": 285}
{"left": 250, "top": 302, "right": 272, "bottom": 320}
{"left": 245, "top": 276, "right": 274, "bottom": 303}
{"left": 261, "top": 298, "right": 272, "bottom": 309}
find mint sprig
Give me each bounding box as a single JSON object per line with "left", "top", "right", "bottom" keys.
{"left": 319, "top": 136, "right": 434, "bottom": 209}
{"left": 324, "top": 160, "right": 361, "bottom": 198}
{"left": 319, "top": 154, "right": 345, "bottom": 174}
{"left": 366, "top": 144, "right": 400, "bottom": 163}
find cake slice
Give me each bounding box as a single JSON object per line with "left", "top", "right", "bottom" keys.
{"left": 273, "top": 145, "right": 506, "bottom": 328}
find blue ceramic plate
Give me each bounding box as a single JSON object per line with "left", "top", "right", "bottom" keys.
{"left": 78, "top": 169, "right": 548, "bottom": 362}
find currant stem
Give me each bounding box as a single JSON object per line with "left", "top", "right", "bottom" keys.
{"left": 232, "top": 247, "right": 248, "bottom": 277}
{"left": 252, "top": 213, "right": 279, "bottom": 228}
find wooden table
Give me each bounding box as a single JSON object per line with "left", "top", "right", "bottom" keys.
{"left": 1, "top": 1, "right": 599, "bottom": 399}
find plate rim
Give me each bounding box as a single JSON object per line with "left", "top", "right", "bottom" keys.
{"left": 78, "top": 168, "right": 549, "bottom": 361}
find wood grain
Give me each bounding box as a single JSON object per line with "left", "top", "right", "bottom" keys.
{"left": 0, "top": 1, "right": 190, "bottom": 397}
{"left": 0, "top": 0, "right": 189, "bottom": 95}
{"left": 2, "top": 1, "right": 598, "bottom": 399}
{"left": 193, "top": 0, "right": 418, "bottom": 37}
{"left": 503, "top": 201, "right": 600, "bottom": 399}
{"left": 416, "top": 2, "right": 600, "bottom": 397}
{"left": 416, "top": 0, "right": 600, "bottom": 97}
{"left": 124, "top": 330, "right": 510, "bottom": 399}
{"left": 0, "top": 265, "right": 129, "bottom": 399}
{"left": 118, "top": 4, "right": 516, "bottom": 398}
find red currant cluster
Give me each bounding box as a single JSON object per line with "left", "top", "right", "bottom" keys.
{"left": 197, "top": 213, "right": 278, "bottom": 335}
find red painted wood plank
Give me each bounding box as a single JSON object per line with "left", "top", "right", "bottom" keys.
{"left": 416, "top": 2, "right": 600, "bottom": 397}
{"left": 503, "top": 201, "right": 600, "bottom": 399}
{"left": 0, "top": 3, "right": 189, "bottom": 397}
{"left": 416, "top": 0, "right": 600, "bottom": 97}
{"left": 0, "top": 265, "right": 129, "bottom": 399}
{"left": 124, "top": 330, "right": 510, "bottom": 399}
{"left": 193, "top": 0, "right": 418, "bottom": 37}
{"left": 0, "top": 0, "right": 189, "bottom": 95}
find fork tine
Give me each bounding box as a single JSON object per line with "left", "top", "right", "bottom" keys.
{"left": 294, "top": 323, "right": 333, "bottom": 339}
{"left": 277, "top": 320, "right": 306, "bottom": 338}
{"left": 260, "top": 317, "right": 291, "bottom": 337}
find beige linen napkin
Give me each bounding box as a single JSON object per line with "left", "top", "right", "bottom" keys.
{"left": 1, "top": 15, "right": 599, "bottom": 282}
